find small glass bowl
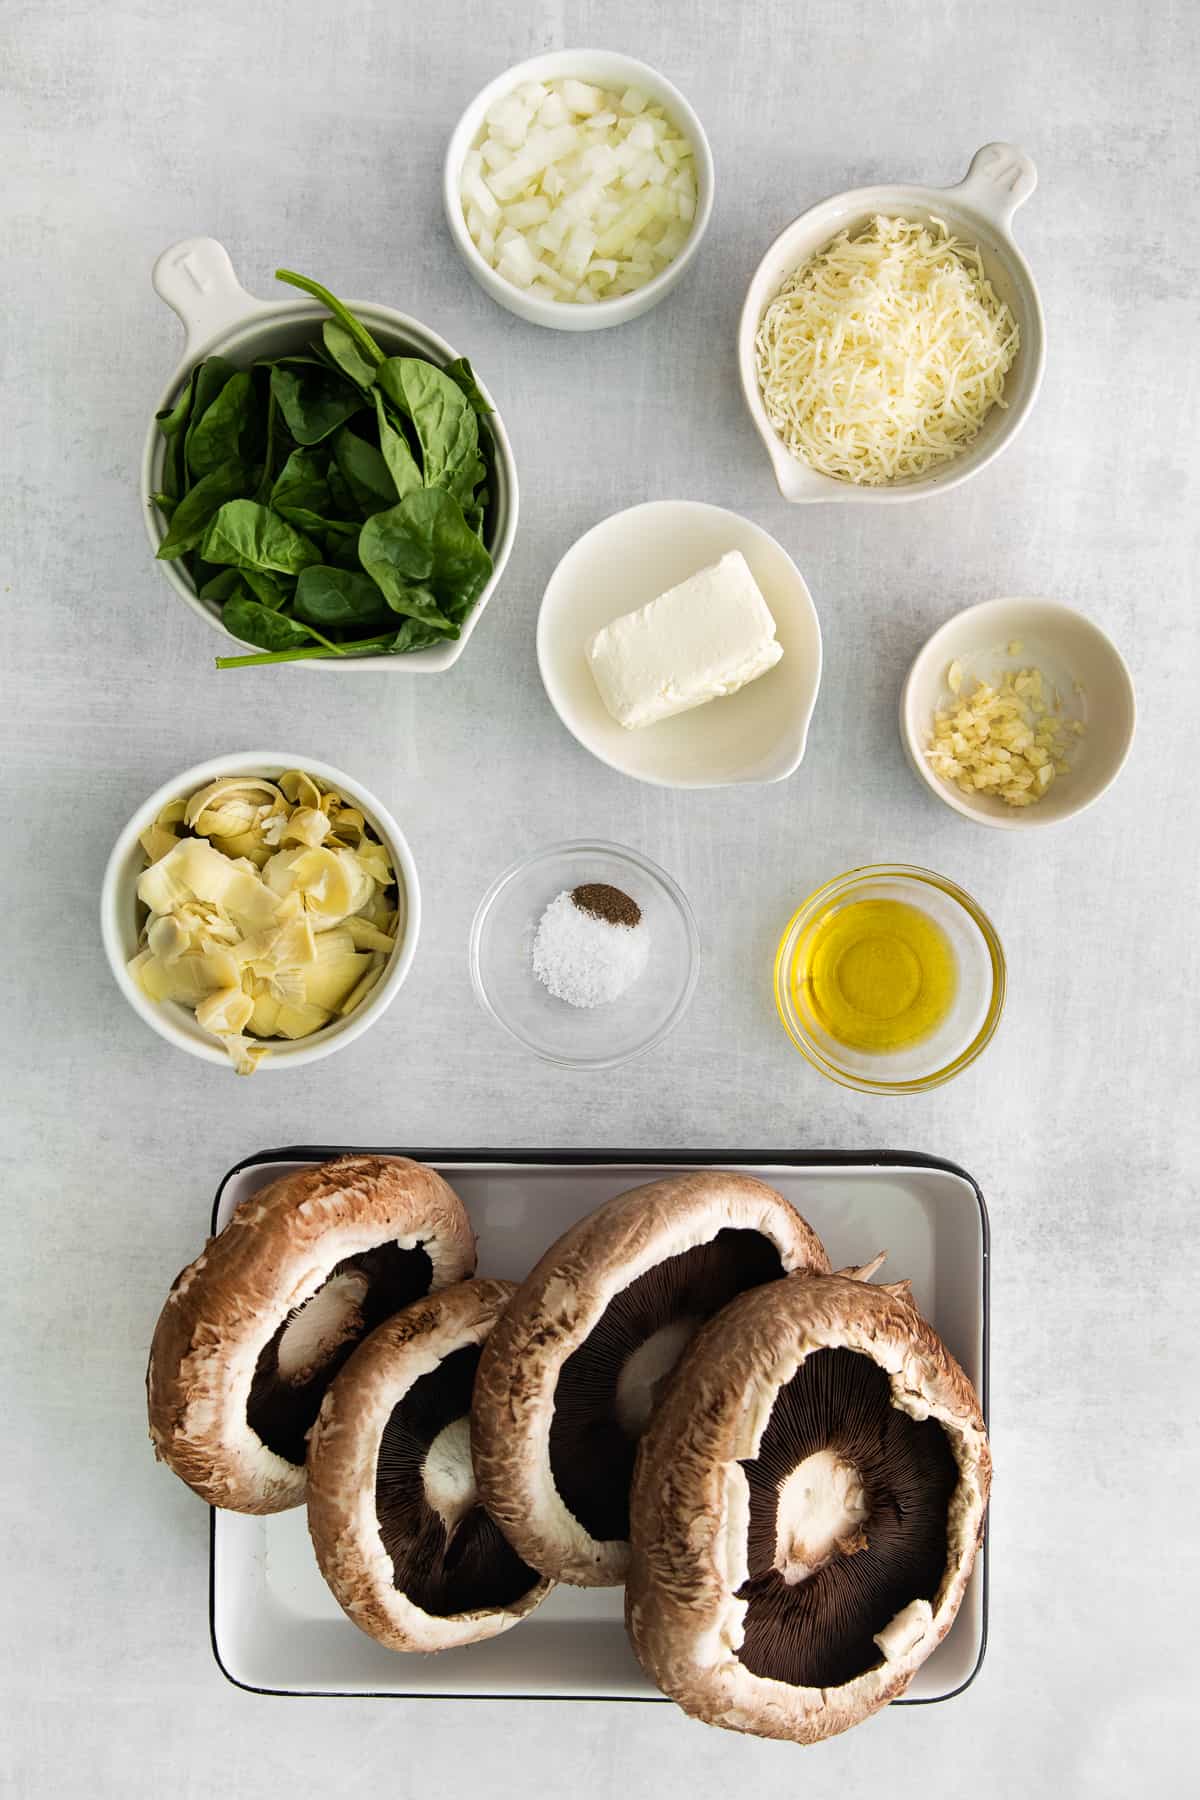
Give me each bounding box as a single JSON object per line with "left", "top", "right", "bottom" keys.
{"left": 470, "top": 840, "right": 700, "bottom": 1069}
{"left": 773, "top": 864, "right": 1005, "bottom": 1094}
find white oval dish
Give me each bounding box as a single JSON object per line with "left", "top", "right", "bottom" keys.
{"left": 537, "top": 500, "right": 822, "bottom": 789}
{"left": 738, "top": 143, "right": 1045, "bottom": 504}
{"left": 443, "top": 51, "right": 715, "bottom": 332}
{"left": 100, "top": 752, "right": 421, "bottom": 1069}
{"left": 900, "top": 597, "right": 1136, "bottom": 829}
{"left": 141, "top": 238, "right": 518, "bottom": 670}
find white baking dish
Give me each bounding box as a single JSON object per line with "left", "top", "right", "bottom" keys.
{"left": 207, "top": 1149, "right": 989, "bottom": 1704}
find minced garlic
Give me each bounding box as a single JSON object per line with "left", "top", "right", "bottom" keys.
{"left": 927, "top": 663, "right": 1085, "bottom": 808}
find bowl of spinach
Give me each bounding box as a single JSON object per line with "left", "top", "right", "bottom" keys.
{"left": 141, "top": 240, "right": 518, "bottom": 670}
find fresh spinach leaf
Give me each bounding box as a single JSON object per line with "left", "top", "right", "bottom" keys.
{"left": 358, "top": 488, "right": 491, "bottom": 629}
{"left": 376, "top": 357, "right": 480, "bottom": 498}
{"left": 241, "top": 568, "right": 292, "bottom": 610}
{"left": 223, "top": 594, "right": 329, "bottom": 655}
{"left": 294, "top": 565, "right": 394, "bottom": 633}
{"left": 254, "top": 390, "right": 281, "bottom": 501}
{"left": 201, "top": 500, "right": 321, "bottom": 575}
{"left": 183, "top": 357, "right": 238, "bottom": 488}
{"left": 198, "top": 567, "right": 245, "bottom": 602}
{"left": 155, "top": 367, "right": 199, "bottom": 503}
{"left": 333, "top": 426, "right": 397, "bottom": 516}
{"left": 186, "top": 370, "right": 256, "bottom": 478}
{"left": 270, "top": 363, "right": 363, "bottom": 445}
{"left": 372, "top": 391, "right": 422, "bottom": 499}
{"left": 327, "top": 526, "right": 364, "bottom": 569}
{"left": 442, "top": 356, "right": 493, "bottom": 417}
{"left": 323, "top": 319, "right": 378, "bottom": 390}
{"left": 156, "top": 460, "right": 250, "bottom": 559}
{"left": 388, "top": 616, "right": 454, "bottom": 652}
{"left": 272, "top": 446, "right": 335, "bottom": 517}
{"left": 275, "top": 269, "right": 385, "bottom": 370}
{"left": 326, "top": 461, "right": 358, "bottom": 517}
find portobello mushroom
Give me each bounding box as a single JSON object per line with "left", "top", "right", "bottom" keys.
{"left": 307, "top": 1279, "right": 552, "bottom": 1651}
{"left": 147, "top": 1157, "right": 475, "bottom": 1512}
{"left": 625, "top": 1268, "right": 990, "bottom": 1743}
{"left": 472, "top": 1171, "right": 830, "bottom": 1586}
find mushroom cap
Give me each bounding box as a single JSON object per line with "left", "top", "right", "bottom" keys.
{"left": 307, "top": 1278, "right": 553, "bottom": 1652}
{"left": 472, "top": 1171, "right": 830, "bottom": 1587}
{"left": 147, "top": 1156, "right": 476, "bottom": 1513}
{"left": 625, "top": 1272, "right": 990, "bottom": 1744}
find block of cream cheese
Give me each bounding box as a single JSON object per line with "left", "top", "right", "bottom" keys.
{"left": 585, "top": 551, "right": 784, "bottom": 731}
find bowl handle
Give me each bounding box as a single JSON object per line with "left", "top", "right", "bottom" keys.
{"left": 949, "top": 143, "right": 1038, "bottom": 230}
{"left": 152, "top": 237, "right": 269, "bottom": 359}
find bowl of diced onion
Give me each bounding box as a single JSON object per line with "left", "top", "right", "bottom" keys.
{"left": 444, "top": 51, "right": 714, "bottom": 330}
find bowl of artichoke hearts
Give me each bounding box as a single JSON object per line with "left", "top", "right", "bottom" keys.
{"left": 100, "top": 753, "right": 420, "bottom": 1073}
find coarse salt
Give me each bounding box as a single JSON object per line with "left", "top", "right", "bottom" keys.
{"left": 531, "top": 890, "right": 649, "bottom": 1008}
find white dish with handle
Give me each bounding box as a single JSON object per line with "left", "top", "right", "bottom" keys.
{"left": 536, "top": 500, "right": 822, "bottom": 789}
{"left": 738, "top": 143, "right": 1045, "bottom": 505}
{"left": 141, "top": 237, "right": 518, "bottom": 670}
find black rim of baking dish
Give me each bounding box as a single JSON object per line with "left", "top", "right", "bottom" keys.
{"left": 207, "top": 1145, "right": 990, "bottom": 1705}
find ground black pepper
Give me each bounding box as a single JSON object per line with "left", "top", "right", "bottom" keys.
{"left": 570, "top": 883, "right": 642, "bottom": 929}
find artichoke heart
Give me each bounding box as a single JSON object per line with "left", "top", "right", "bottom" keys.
{"left": 280, "top": 806, "right": 332, "bottom": 848}
{"left": 185, "top": 777, "right": 285, "bottom": 837}
{"left": 262, "top": 846, "right": 374, "bottom": 928}
{"left": 128, "top": 767, "right": 401, "bottom": 1073}
{"left": 196, "top": 987, "right": 255, "bottom": 1036}
{"left": 280, "top": 769, "right": 323, "bottom": 812}
{"left": 134, "top": 946, "right": 241, "bottom": 1006}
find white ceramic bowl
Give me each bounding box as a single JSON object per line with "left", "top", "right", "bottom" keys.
{"left": 537, "top": 500, "right": 822, "bottom": 789}
{"left": 100, "top": 752, "right": 421, "bottom": 1069}
{"left": 141, "top": 238, "right": 518, "bottom": 669}
{"left": 901, "top": 598, "right": 1136, "bottom": 829}
{"left": 738, "top": 143, "right": 1045, "bottom": 504}
{"left": 443, "top": 51, "right": 715, "bottom": 332}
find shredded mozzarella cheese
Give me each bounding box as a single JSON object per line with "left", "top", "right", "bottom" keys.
{"left": 755, "top": 215, "right": 1020, "bottom": 485}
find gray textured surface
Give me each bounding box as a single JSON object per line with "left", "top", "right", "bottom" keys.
{"left": 3, "top": 0, "right": 1198, "bottom": 1794}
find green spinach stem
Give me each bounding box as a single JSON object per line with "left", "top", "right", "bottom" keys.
{"left": 215, "top": 633, "right": 393, "bottom": 669}
{"left": 275, "top": 270, "right": 385, "bottom": 369}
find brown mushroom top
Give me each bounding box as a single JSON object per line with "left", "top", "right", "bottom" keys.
{"left": 307, "top": 1279, "right": 553, "bottom": 1653}
{"left": 473, "top": 1171, "right": 830, "bottom": 1587}
{"left": 147, "top": 1157, "right": 476, "bottom": 1513}
{"left": 626, "top": 1272, "right": 990, "bottom": 1744}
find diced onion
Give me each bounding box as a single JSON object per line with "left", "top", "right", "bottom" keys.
{"left": 462, "top": 77, "right": 697, "bottom": 304}
{"left": 755, "top": 215, "right": 1020, "bottom": 485}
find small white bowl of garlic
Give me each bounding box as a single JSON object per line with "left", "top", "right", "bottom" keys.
{"left": 444, "top": 51, "right": 714, "bottom": 330}
{"left": 900, "top": 598, "right": 1136, "bottom": 829}
{"left": 100, "top": 753, "right": 420, "bottom": 1072}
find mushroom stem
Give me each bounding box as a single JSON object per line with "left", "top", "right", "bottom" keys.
{"left": 835, "top": 1252, "right": 887, "bottom": 1284}
{"left": 773, "top": 1448, "right": 870, "bottom": 1584}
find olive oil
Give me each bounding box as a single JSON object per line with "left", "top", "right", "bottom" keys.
{"left": 793, "top": 898, "right": 957, "bottom": 1054}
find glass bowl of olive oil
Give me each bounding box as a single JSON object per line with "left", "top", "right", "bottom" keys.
{"left": 774, "top": 865, "right": 1005, "bottom": 1093}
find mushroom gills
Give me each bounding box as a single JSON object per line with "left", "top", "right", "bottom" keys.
{"left": 246, "top": 1241, "right": 435, "bottom": 1466}
{"left": 736, "top": 1348, "right": 959, "bottom": 1688}
{"left": 375, "top": 1344, "right": 541, "bottom": 1617}
{"left": 549, "top": 1229, "right": 786, "bottom": 1544}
